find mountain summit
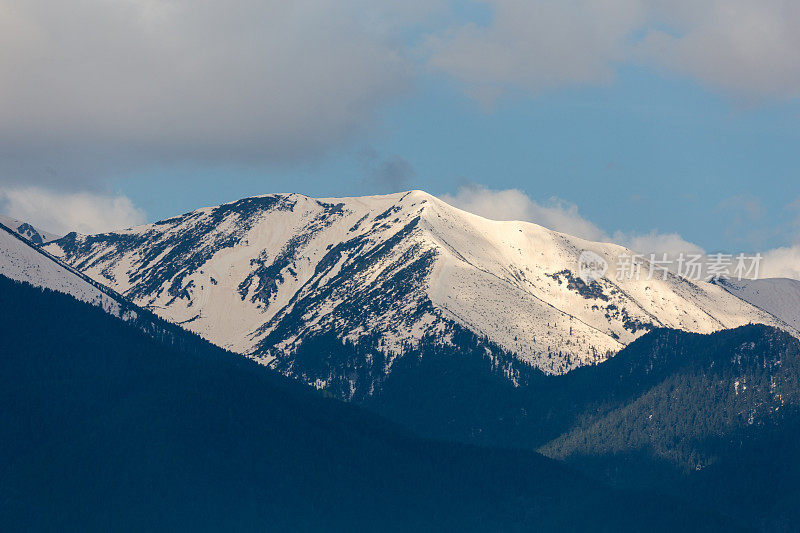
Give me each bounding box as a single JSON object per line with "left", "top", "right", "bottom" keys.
{"left": 43, "top": 191, "right": 791, "bottom": 389}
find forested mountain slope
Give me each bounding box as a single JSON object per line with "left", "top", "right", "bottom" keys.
{"left": 0, "top": 275, "right": 731, "bottom": 532}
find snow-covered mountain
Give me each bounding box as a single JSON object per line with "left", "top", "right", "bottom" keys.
{"left": 0, "top": 221, "right": 124, "bottom": 316}
{"left": 41, "top": 191, "right": 793, "bottom": 383}
{"left": 0, "top": 215, "right": 60, "bottom": 245}
{"left": 712, "top": 277, "right": 800, "bottom": 331}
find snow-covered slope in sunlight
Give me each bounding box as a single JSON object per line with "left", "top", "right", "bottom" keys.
{"left": 43, "top": 191, "right": 791, "bottom": 376}
{"left": 713, "top": 277, "right": 800, "bottom": 331}
{"left": 0, "top": 222, "right": 122, "bottom": 315}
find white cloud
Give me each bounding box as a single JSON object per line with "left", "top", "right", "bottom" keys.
{"left": 612, "top": 230, "right": 706, "bottom": 257}
{"left": 0, "top": 187, "right": 146, "bottom": 235}
{"left": 441, "top": 184, "right": 607, "bottom": 241}
{"left": 442, "top": 185, "right": 708, "bottom": 253}
{"left": 760, "top": 245, "right": 800, "bottom": 280}
{"left": 442, "top": 185, "right": 708, "bottom": 256}
{"left": 758, "top": 198, "right": 800, "bottom": 279}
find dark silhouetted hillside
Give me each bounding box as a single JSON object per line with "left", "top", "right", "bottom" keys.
{"left": 0, "top": 275, "right": 735, "bottom": 532}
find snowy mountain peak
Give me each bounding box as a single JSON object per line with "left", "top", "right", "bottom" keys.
{"left": 42, "top": 191, "right": 794, "bottom": 383}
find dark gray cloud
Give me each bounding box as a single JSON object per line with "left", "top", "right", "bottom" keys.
{"left": 3, "top": 0, "right": 800, "bottom": 192}
{"left": 425, "top": 0, "right": 800, "bottom": 103}
{"left": 0, "top": 0, "right": 432, "bottom": 187}
{"left": 359, "top": 148, "right": 416, "bottom": 192}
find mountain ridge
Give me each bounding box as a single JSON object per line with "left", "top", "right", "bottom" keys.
{"left": 42, "top": 191, "right": 794, "bottom": 392}
{"left": 3, "top": 194, "right": 799, "bottom": 530}
{"left": 0, "top": 215, "right": 60, "bottom": 245}
{"left": 712, "top": 277, "right": 800, "bottom": 331}
{"left": 0, "top": 220, "right": 126, "bottom": 316}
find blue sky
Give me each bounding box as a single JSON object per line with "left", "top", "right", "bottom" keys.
{"left": 1, "top": 0, "right": 799, "bottom": 274}
{"left": 118, "top": 66, "right": 800, "bottom": 253}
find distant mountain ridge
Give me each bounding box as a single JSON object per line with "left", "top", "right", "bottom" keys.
{"left": 41, "top": 191, "right": 794, "bottom": 396}
{"left": 713, "top": 277, "right": 800, "bottom": 331}
{"left": 0, "top": 220, "right": 125, "bottom": 316}
{"left": 0, "top": 220, "right": 236, "bottom": 360}
{"left": 537, "top": 324, "right": 800, "bottom": 531}
{"left": 0, "top": 215, "right": 60, "bottom": 245}
{"left": 541, "top": 325, "right": 800, "bottom": 469}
